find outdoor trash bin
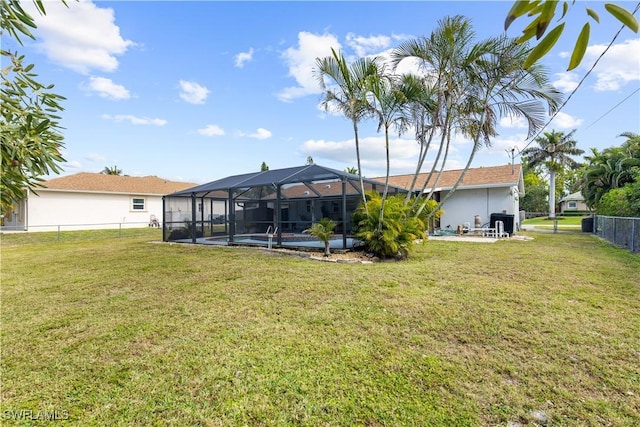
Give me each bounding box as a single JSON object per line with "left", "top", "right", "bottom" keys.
{"left": 581, "top": 217, "right": 594, "bottom": 232}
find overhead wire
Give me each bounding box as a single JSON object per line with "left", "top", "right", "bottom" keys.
{"left": 515, "top": 1, "right": 640, "bottom": 157}
{"left": 583, "top": 87, "right": 640, "bottom": 130}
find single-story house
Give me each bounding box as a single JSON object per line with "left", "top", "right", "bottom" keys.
{"left": 558, "top": 191, "right": 590, "bottom": 213}
{"left": 382, "top": 163, "right": 524, "bottom": 233}
{"left": 1, "top": 173, "right": 196, "bottom": 232}
{"left": 163, "top": 163, "right": 524, "bottom": 248}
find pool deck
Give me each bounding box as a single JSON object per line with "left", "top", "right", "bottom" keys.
{"left": 428, "top": 235, "right": 498, "bottom": 243}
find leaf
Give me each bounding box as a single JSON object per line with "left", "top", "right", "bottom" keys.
{"left": 536, "top": 1, "right": 559, "bottom": 39}
{"left": 505, "top": 0, "right": 537, "bottom": 30}
{"left": 560, "top": 1, "right": 569, "bottom": 20}
{"left": 586, "top": 7, "right": 600, "bottom": 23}
{"left": 527, "top": 1, "right": 544, "bottom": 17}
{"left": 524, "top": 23, "right": 565, "bottom": 68}
{"left": 34, "top": 0, "right": 46, "bottom": 15}
{"left": 568, "top": 23, "right": 590, "bottom": 71}
{"left": 604, "top": 3, "right": 639, "bottom": 32}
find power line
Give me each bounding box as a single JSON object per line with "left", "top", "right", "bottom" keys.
{"left": 583, "top": 88, "right": 640, "bottom": 130}
{"left": 516, "top": 2, "right": 640, "bottom": 156}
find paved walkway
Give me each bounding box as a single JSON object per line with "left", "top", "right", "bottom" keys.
{"left": 429, "top": 235, "right": 498, "bottom": 243}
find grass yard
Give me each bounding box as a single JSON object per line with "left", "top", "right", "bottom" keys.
{"left": 1, "top": 231, "right": 639, "bottom": 425}
{"left": 522, "top": 215, "right": 589, "bottom": 231}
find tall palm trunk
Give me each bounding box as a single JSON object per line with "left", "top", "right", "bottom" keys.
{"left": 352, "top": 118, "right": 368, "bottom": 212}
{"left": 548, "top": 170, "right": 556, "bottom": 218}
{"left": 378, "top": 126, "right": 392, "bottom": 233}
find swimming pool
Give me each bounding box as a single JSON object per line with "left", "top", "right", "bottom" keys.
{"left": 201, "top": 233, "right": 360, "bottom": 249}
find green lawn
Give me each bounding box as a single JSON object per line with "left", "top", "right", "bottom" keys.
{"left": 522, "top": 215, "right": 589, "bottom": 231}
{"left": 1, "top": 231, "right": 639, "bottom": 425}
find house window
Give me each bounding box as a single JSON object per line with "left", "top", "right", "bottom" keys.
{"left": 568, "top": 202, "right": 577, "bottom": 209}
{"left": 132, "top": 197, "right": 146, "bottom": 211}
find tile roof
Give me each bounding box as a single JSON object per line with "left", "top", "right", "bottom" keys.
{"left": 42, "top": 173, "right": 197, "bottom": 195}
{"left": 375, "top": 164, "right": 522, "bottom": 190}
{"left": 559, "top": 191, "right": 585, "bottom": 202}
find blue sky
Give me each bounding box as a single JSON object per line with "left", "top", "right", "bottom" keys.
{"left": 8, "top": 0, "right": 640, "bottom": 184}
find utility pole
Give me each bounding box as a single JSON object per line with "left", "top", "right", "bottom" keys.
{"left": 506, "top": 147, "right": 516, "bottom": 174}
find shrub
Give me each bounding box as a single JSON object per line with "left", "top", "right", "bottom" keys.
{"left": 598, "top": 184, "right": 640, "bottom": 217}
{"left": 353, "top": 192, "right": 426, "bottom": 259}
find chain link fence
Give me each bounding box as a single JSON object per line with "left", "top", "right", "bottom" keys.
{"left": 594, "top": 215, "right": 639, "bottom": 253}
{"left": 1, "top": 222, "right": 162, "bottom": 246}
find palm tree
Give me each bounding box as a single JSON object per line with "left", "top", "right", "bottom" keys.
{"left": 391, "top": 15, "right": 480, "bottom": 205}
{"left": 618, "top": 131, "right": 640, "bottom": 159}
{"left": 303, "top": 217, "right": 336, "bottom": 257}
{"left": 315, "top": 49, "right": 382, "bottom": 209}
{"left": 521, "top": 130, "right": 584, "bottom": 218}
{"left": 101, "top": 165, "right": 122, "bottom": 175}
{"left": 392, "top": 17, "right": 563, "bottom": 219}
{"left": 434, "top": 34, "right": 564, "bottom": 218}
{"left": 345, "top": 166, "right": 358, "bottom": 174}
{"left": 364, "top": 71, "right": 428, "bottom": 231}
{"left": 581, "top": 133, "right": 640, "bottom": 208}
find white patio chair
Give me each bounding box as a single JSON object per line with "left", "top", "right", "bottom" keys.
{"left": 149, "top": 214, "right": 160, "bottom": 228}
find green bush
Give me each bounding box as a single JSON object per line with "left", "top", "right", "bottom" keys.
{"left": 353, "top": 192, "right": 426, "bottom": 259}
{"left": 598, "top": 186, "right": 640, "bottom": 217}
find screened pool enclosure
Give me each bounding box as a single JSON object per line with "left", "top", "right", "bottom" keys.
{"left": 163, "top": 164, "right": 407, "bottom": 250}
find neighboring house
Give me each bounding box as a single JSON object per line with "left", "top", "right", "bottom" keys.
{"left": 381, "top": 164, "right": 525, "bottom": 232}
{"left": 558, "top": 191, "right": 590, "bottom": 213}
{"left": 1, "top": 173, "right": 196, "bottom": 232}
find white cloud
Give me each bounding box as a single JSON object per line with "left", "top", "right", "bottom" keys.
{"left": 179, "top": 80, "right": 210, "bottom": 104}
{"left": 561, "top": 38, "right": 640, "bottom": 91}
{"left": 585, "top": 38, "right": 640, "bottom": 91}
{"left": 553, "top": 72, "right": 580, "bottom": 92}
{"left": 197, "top": 124, "right": 225, "bottom": 136}
{"left": 27, "top": 0, "right": 134, "bottom": 74}
{"left": 248, "top": 128, "right": 272, "bottom": 139}
{"left": 550, "top": 111, "right": 583, "bottom": 129}
{"left": 499, "top": 114, "right": 529, "bottom": 129}
{"left": 102, "top": 114, "right": 167, "bottom": 126}
{"left": 63, "top": 160, "right": 83, "bottom": 171}
{"left": 302, "top": 135, "right": 423, "bottom": 176}
{"left": 85, "top": 153, "right": 107, "bottom": 162}
{"left": 85, "top": 77, "right": 130, "bottom": 100}
{"left": 345, "top": 33, "right": 392, "bottom": 57}
{"left": 278, "top": 32, "right": 341, "bottom": 102}
{"left": 235, "top": 48, "right": 254, "bottom": 68}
